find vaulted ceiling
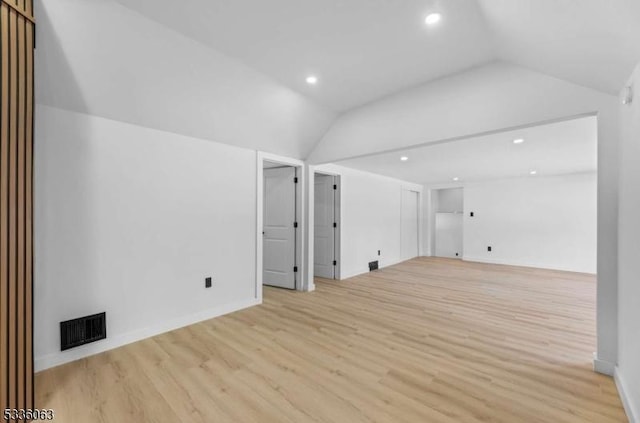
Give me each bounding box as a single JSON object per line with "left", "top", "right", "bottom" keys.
{"left": 114, "top": 0, "right": 495, "bottom": 111}
{"left": 37, "top": 0, "right": 640, "bottom": 162}
{"left": 35, "top": 0, "right": 337, "bottom": 159}
{"left": 116, "top": 0, "right": 640, "bottom": 111}
{"left": 478, "top": 0, "right": 640, "bottom": 95}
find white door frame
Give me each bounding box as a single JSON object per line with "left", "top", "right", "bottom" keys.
{"left": 256, "top": 152, "right": 306, "bottom": 300}
{"left": 312, "top": 171, "right": 342, "bottom": 280}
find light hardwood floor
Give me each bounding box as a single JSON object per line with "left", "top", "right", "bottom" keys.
{"left": 35, "top": 258, "right": 627, "bottom": 422}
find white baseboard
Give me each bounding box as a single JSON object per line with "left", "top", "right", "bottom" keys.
{"left": 615, "top": 367, "right": 639, "bottom": 423}
{"left": 340, "top": 266, "right": 370, "bottom": 280}
{"left": 462, "top": 256, "right": 596, "bottom": 274}
{"left": 340, "top": 258, "right": 406, "bottom": 280}
{"left": 35, "top": 297, "right": 261, "bottom": 372}
{"left": 593, "top": 353, "right": 616, "bottom": 376}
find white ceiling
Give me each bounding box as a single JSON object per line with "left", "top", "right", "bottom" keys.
{"left": 115, "top": 0, "right": 497, "bottom": 111}
{"left": 36, "top": 0, "right": 335, "bottom": 160}
{"left": 116, "top": 0, "right": 640, "bottom": 111}
{"left": 479, "top": 0, "right": 640, "bottom": 95}
{"left": 336, "top": 116, "right": 597, "bottom": 185}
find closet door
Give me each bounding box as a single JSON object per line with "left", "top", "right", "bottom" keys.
{"left": 1, "top": 0, "right": 35, "bottom": 417}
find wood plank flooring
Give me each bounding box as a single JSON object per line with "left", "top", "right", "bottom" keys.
{"left": 35, "top": 258, "right": 627, "bottom": 422}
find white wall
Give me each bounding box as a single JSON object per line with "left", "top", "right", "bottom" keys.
{"left": 34, "top": 105, "right": 260, "bottom": 371}
{"left": 461, "top": 173, "right": 597, "bottom": 273}
{"left": 308, "top": 61, "right": 619, "bottom": 371}
{"left": 34, "top": 0, "right": 332, "bottom": 370}
{"left": 312, "top": 164, "right": 422, "bottom": 280}
{"left": 435, "top": 188, "right": 463, "bottom": 213}
{"left": 35, "top": 0, "right": 335, "bottom": 160}
{"left": 617, "top": 64, "right": 640, "bottom": 423}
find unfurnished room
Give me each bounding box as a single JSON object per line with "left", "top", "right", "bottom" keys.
{"left": 1, "top": 1, "right": 639, "bottom": 422}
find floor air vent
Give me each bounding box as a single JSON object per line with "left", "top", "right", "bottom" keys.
{"left": 369, "top": 260, "right": 379, "bottom": 271}
{"left": 60, "top": 312, "right": 106, "bottom": 351}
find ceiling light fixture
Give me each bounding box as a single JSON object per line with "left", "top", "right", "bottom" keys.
{"left": 425, "top": 13, "right": 442, "bottom": 25}
{"left": 400, "top": 156, "right": 409, "bottom": 161}
{"left": 530, "top": 170, "right": 538, "bottom": 175}
{"left": 306, "top": 75, "right": 318, "bottom": 85}
{"left": 513, "top": 138, "right": 525, "bottom": 144}
{"left": 453, "top": 177, "right": 459, "bottom": 181}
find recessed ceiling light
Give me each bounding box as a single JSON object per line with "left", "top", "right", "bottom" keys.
{"left": 513, "top": 138, "right": 525, "bottom": 144}
{"left": 306, "top": 75, "right": 318, "bottom": 85}
{"left": 530, "top": 170, "right": 538, "bottom": 175}
{"left": 425, "top": 13, "right": 442, "bottom": 25}
{"left": 400, "top": 156, "right": 409, "bottom": 161}
{"left": 453, "top": 177, "right": 459, "bottom": 181}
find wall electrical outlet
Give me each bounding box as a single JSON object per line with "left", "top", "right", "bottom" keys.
{"left": 487, "top": 246, "right": 492, "bottom": 252}
{"left": 205, "top": 277, "right": 212, "bottom": 288}
{"left": 378, "top": 250, "right": 381, "bottom": 256}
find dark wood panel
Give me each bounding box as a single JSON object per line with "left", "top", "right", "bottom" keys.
{"left": 25, "top": 15, "right": 33, "bottom": 411}
{"left": 0, "top": 0, "right": 33, "bottom": 23}
{"left": 0, "top": 2, "right": 34, "bottom": 417}
{"left": 16, "top": 13, "right": 26, "bottom": 414}
{"left": 7, "top": 8, "right": 18, "bottom": 410}
{"left": 0, "top": 2, "right": 10, "bottom": 412}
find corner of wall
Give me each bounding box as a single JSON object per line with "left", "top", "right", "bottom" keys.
{"left": 593, "top": 353, "right": 615, "bottom": 376}
{"left": 615, "top": 366, "right": 639, "bottom": 423}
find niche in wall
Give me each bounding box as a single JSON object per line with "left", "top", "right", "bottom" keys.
{"left": 431, "top": 188, "right": 463, "bottom": 259}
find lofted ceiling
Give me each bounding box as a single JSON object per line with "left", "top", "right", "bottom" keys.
{"left": 35, "top": 0, "right": 336, "bottom": 160}
{"left": 336, "top": 116, "right": 597, "bottom": 185}
{"left": 115, "top": 0, "right": 496, "bottom": 112}
{"left": 116, "top": 0, "right": 640, "bottom": 112}
{"left": 479, "top": 0, "right": 640, "bottom": 95}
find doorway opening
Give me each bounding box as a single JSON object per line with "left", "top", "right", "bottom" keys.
{"left": 313, "top": 173, "right": 341, "bottom": 280}
{"left": 431, "top": 188, "right": 464, "bottom": 259}
{"left": 262, "top": 160, "right": 301, "bottom": 290}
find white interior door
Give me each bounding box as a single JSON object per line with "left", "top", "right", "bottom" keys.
{"left": 314, "top": 174, "right": 335, "bottom": 278}
{"left": 263, "top": 167, "right": 297, "bottom": 289}
{"left": 435, "top": 213, "right": 463, "bottom": 259}
{"left": 401, "top": 189, "right": 419, "bottom": 260}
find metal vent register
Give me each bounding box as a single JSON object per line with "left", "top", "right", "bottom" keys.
{"left": 60, "top": 312, "right": 106, "bottom": 351}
